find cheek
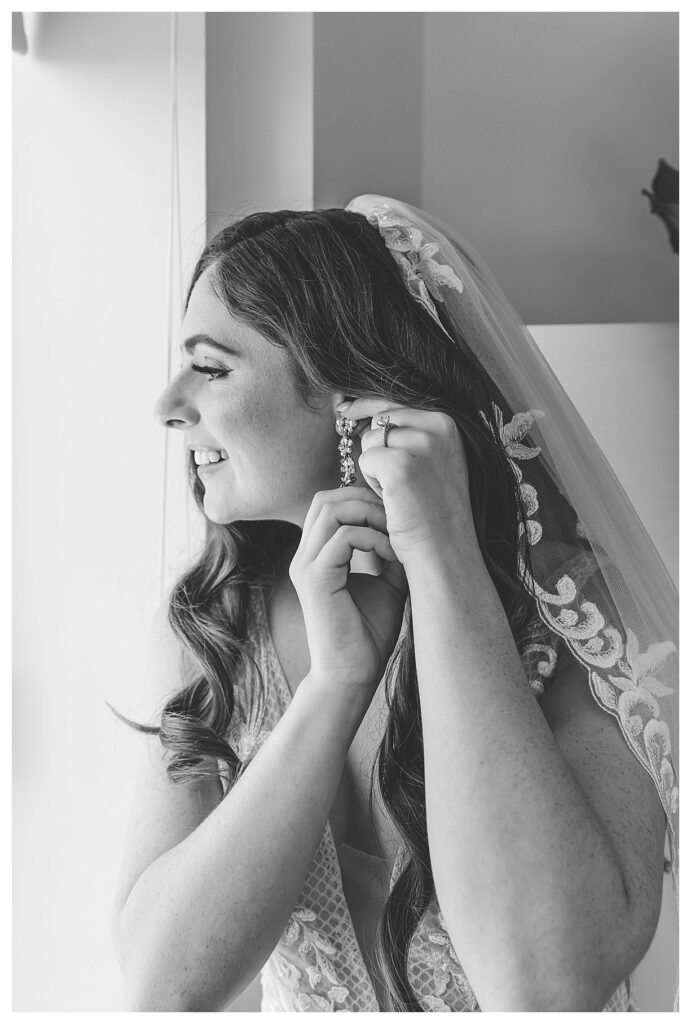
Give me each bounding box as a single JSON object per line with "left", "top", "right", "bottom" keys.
{"left": 210, "top": 385, "right": 263, "bottom": 441}
{"left": 211, "top": 371, "right": 333, "bottom": 467}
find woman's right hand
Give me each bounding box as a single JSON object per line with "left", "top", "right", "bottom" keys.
{"left": 289, "top": 486, "right": 409, "bottom": 699}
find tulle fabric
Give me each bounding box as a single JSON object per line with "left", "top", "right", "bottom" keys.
{"left": 344, "top": 196, "right": 678, "bottom": 1007}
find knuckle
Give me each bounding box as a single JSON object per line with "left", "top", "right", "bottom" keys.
{"left": 439, "top": 412, "right": 458, "bottom": 437}
{"left": 430, "top": 410, "right": 449, "bottom": 431}
{"left": 390, "top": 451, "right": 413, "bottom": 478}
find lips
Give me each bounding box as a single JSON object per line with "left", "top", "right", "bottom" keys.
{"left": 196, "top": 459, "right": 226, "bottom": 474}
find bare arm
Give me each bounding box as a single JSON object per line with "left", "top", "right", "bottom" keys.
{"left": 113, "top": 604, "right": 371, "bottom": 1012}
{"left": 408, "top": 549, "right": 665, "bottom": 1011}
{"left": 115, "top": 674, "right": 369, "bottom": 1011}
{"left": 115, "top": 487, "right": 402, "bottom": 1011}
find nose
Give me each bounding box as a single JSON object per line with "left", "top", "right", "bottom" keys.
{"left": 153, "top": 374, "right": 199, "bottom": 430}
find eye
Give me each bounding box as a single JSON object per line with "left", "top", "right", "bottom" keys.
{"left": 190, "top": 363, "right": 230, "bottom": 382}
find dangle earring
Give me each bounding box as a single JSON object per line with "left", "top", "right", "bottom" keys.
{"left": 335, "top": 412, "right": 358, "bottom": 487}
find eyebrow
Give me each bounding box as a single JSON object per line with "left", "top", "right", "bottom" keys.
{"left": 181, "top": 334, "right": 242, "bottom": 358}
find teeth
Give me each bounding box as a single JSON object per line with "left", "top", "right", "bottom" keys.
{"left": 193, "top": 449, "right": 228, "bottom": 465}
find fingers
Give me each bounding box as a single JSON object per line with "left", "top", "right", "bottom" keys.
{"left": 338, "top": 400, "right": 457, "bottom": 446}
{"left": 300, "top": 497, "right": 389, "bottom": 564}
{"left": 338, "top": 398, "right": 409, "bottom": 422}
{"left": 360, "top": 424, "right": 431, "bottom": 455}
{"left": 300, "top": 486, "right": 383, "bottom": 543}
{"left": 337, "top": 399, "right": 417, "bottom": 430}
{"left": 315, "top": 525, "right": 398, "bottom": 571}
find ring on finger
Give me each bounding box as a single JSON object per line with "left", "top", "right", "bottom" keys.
{"left": 375, "top": 414, "right": 399, "bottom": 448}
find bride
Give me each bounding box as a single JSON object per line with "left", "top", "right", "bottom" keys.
{"left": 111, "top": 196, "right": 678, "bottom": 1012}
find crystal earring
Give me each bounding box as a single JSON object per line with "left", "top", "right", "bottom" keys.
{"left": 335, "top": 413, "right": 358, "bottom": 487}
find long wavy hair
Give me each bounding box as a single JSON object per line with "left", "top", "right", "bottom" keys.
{"left": 126, "top": 207, "right": 548, "bottom": 1010}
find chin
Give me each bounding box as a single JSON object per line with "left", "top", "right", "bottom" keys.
{"left": 202, "top": 497, "right": 299, "bottom": 527}
{"left": 201, "top": 476, "right": 325, "bottom": 528}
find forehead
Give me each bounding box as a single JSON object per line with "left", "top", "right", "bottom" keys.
{"left": 181, "top": 267, "right": 273, "bottom": 361}
{"left": 183, "top": 268, "right": 226, "bottom": 326}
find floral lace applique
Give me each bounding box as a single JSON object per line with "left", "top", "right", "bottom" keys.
{"left": 233, "top": 727, "right": 271, "bottom": 764}
{"left": 481, "top": 402, "right": 546, "bottom": 462}
{"left": 479, "top": 404, "right": 563, "bottom": 698}
{"left": 484, "top": 403, "right": 678, "bottom": 875}
{"left": 423, "top": 910, "right": 479, "bottom": 1011}
{"left": 279, "top": 906, "right": 350, "bottom": 1010}
{"left": 422, "top": 994, "right": 453, "bottom": 1011}
{"left": 592, "top": 629, "right": 678, "bottom": 822}
{"left": 521, "top": 641, "right": 558, "bottom": 696}
{"left": 480, "top": 403, "right": 546, "bottom": 547}
{"left": 227, "top": 665, "right": 271, "bottom": 766}
{"left": 366, "top": 205, "right": 464, "bottom": 335}
{"left": 269, "top": 951, "right": 301, "bottom": 992}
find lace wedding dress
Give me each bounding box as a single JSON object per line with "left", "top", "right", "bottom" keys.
{"left": 219, "top": 586, "right": 633, "bottom": 1013}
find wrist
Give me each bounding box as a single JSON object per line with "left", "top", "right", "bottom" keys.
{"left": 296, "top": 672, "right": 373, "bottom": 738}
{"left": 404, "top": 549, "right": 514, "bottom": 663}
{"left": 404, "top": 545, "right": 508, "bottom": 632}
{"left": 403, "top": 539, "right": 489, "bottom": 589}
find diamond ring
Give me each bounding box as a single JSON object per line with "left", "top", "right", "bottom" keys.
{"left": 376, "top": 414, "right": 398, "bottom": 448}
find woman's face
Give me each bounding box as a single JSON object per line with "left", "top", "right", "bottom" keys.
{"left": 153, "top": 267, "right": 344, "bottom": 527}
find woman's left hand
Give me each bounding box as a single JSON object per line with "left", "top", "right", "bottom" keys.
{"left": 339, "top": 398, "right": 481, "bottom": 569}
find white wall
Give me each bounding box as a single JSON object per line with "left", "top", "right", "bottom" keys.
{"left": 309, "top": 12, "right": 677, "bottom": 324}
{"left": 422, "top": 13, "right": 678, "bottom": 324}
{"left": 206, "top": 12, "right": 313, "bottom": 236}
{"left": 313, "top": 13, "right": 423, "bottom": 210}
{"left": 12, "top": 13, "right": 206, "bottom": 1010}
{"left": 530, "top": 324, "right": 678, "bottom": 584}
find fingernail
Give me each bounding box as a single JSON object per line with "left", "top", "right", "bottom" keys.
{"left": 336, "top": 401, "right": 351, "bottom": 412}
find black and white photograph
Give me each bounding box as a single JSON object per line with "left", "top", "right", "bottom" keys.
{"left": 11, "top": 8, "right": 679, "bottom": 1013}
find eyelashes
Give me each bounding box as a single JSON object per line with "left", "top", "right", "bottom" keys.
{"left": 190, "top": 363, "right": 230, "bottom": 382}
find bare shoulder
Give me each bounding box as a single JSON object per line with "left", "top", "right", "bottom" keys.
{"left": 538, "top": 644, "right": 666, "bottom": 950}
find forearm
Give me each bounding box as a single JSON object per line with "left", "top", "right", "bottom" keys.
{"left": 117, "top": 676, "right": 368, "bottom": 1011}
{"left": 407, "top": 550, "right": 629, "bottom": 1010}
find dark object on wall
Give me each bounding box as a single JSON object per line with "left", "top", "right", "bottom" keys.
{"left": 642, "top": 159, "right": 679, "bottom": 254}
